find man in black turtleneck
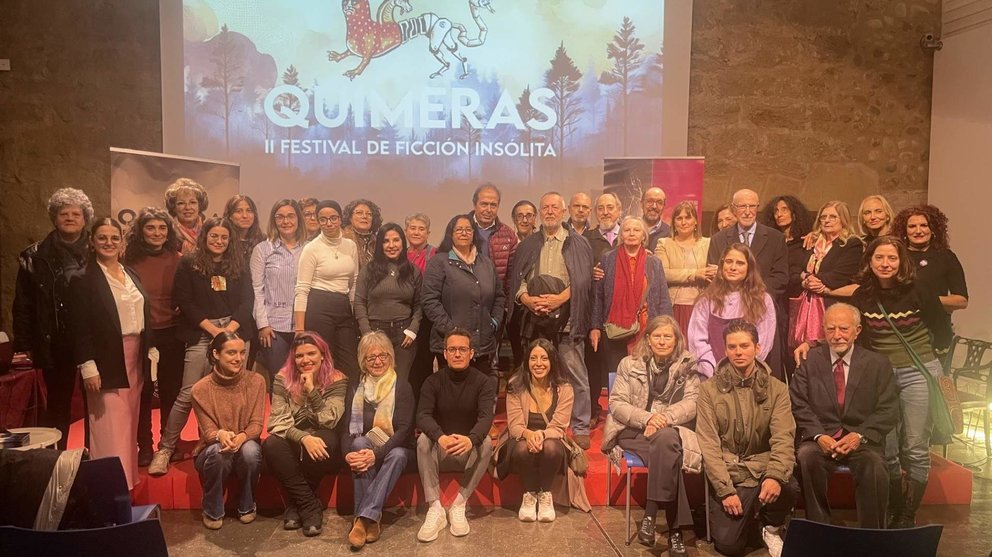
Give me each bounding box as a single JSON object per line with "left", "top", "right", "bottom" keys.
{"left": 415, "top": 328, "right": 496, "bottom": 543}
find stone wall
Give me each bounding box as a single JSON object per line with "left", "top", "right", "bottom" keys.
{"left": 0, "top": 0, "right": 940, "bottom": 330}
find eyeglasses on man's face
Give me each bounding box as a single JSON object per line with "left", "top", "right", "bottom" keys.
{"left": 444, "top": 346, "right": 471, "bottom": 354}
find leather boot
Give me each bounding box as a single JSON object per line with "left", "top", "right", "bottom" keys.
{"left": 899, "top": 478, "right": 928, "bottom": 528}
{"left": 886, "top": 478, "right": 905, "bottom": 529}
{"left": 637, "top": 516, "right": 656, "bottom": 546}
{"left": 348, "top": 517, "right": 367, "bottom": 548}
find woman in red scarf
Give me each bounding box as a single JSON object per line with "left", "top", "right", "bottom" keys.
{"left": 590, "top": 216, "right": 673, "bottom": 376}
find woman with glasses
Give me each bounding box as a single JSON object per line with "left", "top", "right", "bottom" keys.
{"left": 354, "top": 223, "right": 422, "bottom": 383}
{"left": 69, "top": 217, "right": 154, "bottom": 490}
{"left": 149, "top": 216, "right": 255, "bottom": 476}
{"left": 422, "top": 214, "right": 506, "bottom": 375}
{"left": 796, "top": 201, "right": 863, "bottom": 309}
{"left": 294, "top": 200, "right": 361, "bottom": 379}
{"left": 251, "top": 200, "right": 306, "bottom": 391}
{"left": 299, "top": 197, "right": 320, "bottom": 241}
{"left": 342, "top": 199, "right": 383, "bottom": 269}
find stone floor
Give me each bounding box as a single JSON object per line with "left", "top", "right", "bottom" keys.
{"left": 160, "top": 443, "right": 992, "bottom": 556}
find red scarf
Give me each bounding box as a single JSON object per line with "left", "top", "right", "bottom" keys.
{"left": 407, "top": 244, "right": 437, "bottom": 273}
{"left": 607, "top": 247, "right": 647, "bottom": 328}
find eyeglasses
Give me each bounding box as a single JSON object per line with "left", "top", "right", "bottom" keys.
{"left": 515, "top": 213, "right": 536, "bottom": 221}
{"left": 353, "top": 210, "right": 373, "bottom": 218}
{"left": 819, "top": 214, "right": 840, "bottom": 222}
{"left": 644, "top": 200, "right": 666, "bottom": 207}
{"left": 303, "top": 211, "right": 316, "bottom": 219}
{"left": 274, "top": 214, "right": 298, "bottom": 222}
{"left": 734, "top": 203, "right": 759, "bottom": 212}
{"left": 364, "top": 353, "right": 389, "bottom": 363}
{"left": 453, "top": 227, "right": 474, "bottom": 235}
{"left": 445, "top": 346, "right": 472, "bottom": 354}
{"left": 318, "top": 216, "right": 341, "bottom": 224}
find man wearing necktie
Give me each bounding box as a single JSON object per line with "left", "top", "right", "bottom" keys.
{"left": 789, "top": 303, "right": 899, "bottom": 528}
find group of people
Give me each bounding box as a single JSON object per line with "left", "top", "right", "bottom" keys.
{"left": 10, "top": 179, "right": 967, "bottom": 556}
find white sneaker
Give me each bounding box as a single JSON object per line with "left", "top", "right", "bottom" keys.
{"left": 762, "top": 525, "right": 785, "bottom": 557}
{"left": 518, "top": 492, "right": 538, "bottom": 522}
{"left": 537, "top": 491, "right": 556, "bottom": 523}
{"left": 417, "top": 504, "right": 448, "bottom": 542}
{"left": 448, "top": 502, "right": 470, "bottom": 536}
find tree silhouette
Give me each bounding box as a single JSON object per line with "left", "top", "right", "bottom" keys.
{"left": 600, "top": 17, "right": 644, "bottom": 155}
{"left": 544, "top": 42, "right": 583, "bottom": 186}
{"left": 278, "top": 65, "right": 301, "bottom": 168}
{"left": 200, "top": 24, "right": 244, "bottom": 154}
{"left": 457, "top": 114, "right": 483, "bottom": 181}
{"left": 516, "top": 85, "right": 540, "bottom": 188}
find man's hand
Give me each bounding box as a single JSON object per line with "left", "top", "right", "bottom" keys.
{"left": 644, "top": 424, "right": 658, "bottom": 438}
{"left": 831, "top": 433, "right": 862, "bottom": 458}
{"left": 793, "top": 342, "right": 811, "bottom": 366}
{"left": 217, "top": 430, "right": 236, "bottom": 452}
{"left": 589, "top": 329, "right": 601, "bottom": 352}
{"left": 759, "top": 478, "right": 782, "bottom": 504}
{"left": 446, "top": 434, "right": 473, "bottom": 456}
{"left": 302, "top": 434, "right": 329, "bottom": 461}
{"left": 816, "top": 435, "right": 837, "bottom": 455}
{"left": 538, "top": 293, "right": 565, "bottom": 312}
{"left": 83, "top": 375, "right": 101, "bottom": 393}
{"left": 722, "top": 494, "right": 744, "bottom": 516}
{"left": 520, "top": 293, "right": 546, "bottom": 315}
{"left": 647, "top": 413, "right": 668, "bottom": 430}
{"left": 228, "top": 432, "right": 247, "bottom": 453}
{"left": 592, "top": 264, "right": 605, "bottom": 282}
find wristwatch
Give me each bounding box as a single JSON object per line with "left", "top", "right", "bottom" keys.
{"left": 855, "top": 432, "right": 865, "bottom": 445}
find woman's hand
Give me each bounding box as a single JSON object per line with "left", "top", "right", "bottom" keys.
{"left": 803, "top": 275, "right": 826, "bottom": 294}
{"left": 794, "top": 342, "right": 812, "bottom": 366}
{"left": 525, "top": 429, "right": 545, "bottom": 453}
{"left": 83, "top": 375, "right": 101, "bottom": 393}
{"left": 400, "top": 334, "right": 415, "bottom": 348}
{"left": 258, "top": 326, "right": 275, "bottom": 348}
{"left": 589, "top": 329, "right": 601, "bottom": 352}
{"left": 302, "top": 434, "right": 329, "bottom": 461}
{"left": 703, "top": 264, "right": 718, "bottom": 282}
{"left": 647, "top": 413, "right": 668, "bottom": 429}
{"left": 301, "top": 372, "right": 315, "bottom": 394}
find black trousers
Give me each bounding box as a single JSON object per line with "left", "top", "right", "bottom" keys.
{"left": 797, "top": 440, "right": 888, "bottom": 528}
{"left": 409, "top": 318, "right": 434, "bottom": 403}
{"left": 506, "top": 438, "right": 565, "bottom": 493}
{"left": 617, "top": 427, "right": 694, "bottom": 528}
{"left": 41, "top": 351, "right": 81, "bottom": 450}
{"left": 585, "top": 340, "right": 605, "bottom": 418}
{"left": 304, "top": 290, "right": 360, "bottom": 380}
{"left": 708, "top": 476, "right": 799, "bottom": 556}
{"left": 262, "top": 429, "right": 340, "bottom": 519}
{"left": 138, "top": 326, "right": 185, "bottom": 451}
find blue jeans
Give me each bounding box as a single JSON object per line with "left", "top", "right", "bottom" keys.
{"left": 260, "top": 330, "right": 295, "bottom": 391}
{"left": 349, "top": 436, "right": 412, "bottom": 523}
{"left": 559, "top": 337, "right": 591, "bottom": 435}
{"left": 886, "top": 359, "right": 942, "bottom": 483}
{"left": 194, "top": 440, "right": 262, "bottom": 520}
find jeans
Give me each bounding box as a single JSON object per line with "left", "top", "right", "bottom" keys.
{"left": 886, "top": 359, "right": 941, "bottom": 483}
{"left": 416, "top": 433, "right": 493, "bottom": 504}
{"left": 349, "top": 436, "right": 412, "bottom": 522}
{"left": 260, "top": 330, "right": 295, "bottom": 392}
{"left": 194, "top": 440, "right": 262, "bottom": 520}
{"left": 559, "top": 337, "right": 591, "bottom": 436}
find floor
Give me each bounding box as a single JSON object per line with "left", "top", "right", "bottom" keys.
{"left": 159, "top": 443, "right": 992, "bottom": 557}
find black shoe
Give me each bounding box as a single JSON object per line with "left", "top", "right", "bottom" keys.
{"left": 283, "top": 506, "right": 301, "bottom": 530}
{"left": 887, "top": 478, "right": 905, "bottom": 528}
{"left": 898, "top": 478, "right": 928, "bottom": 528}
{"left": 668, "top": 529, "right": 688, "bottom": 557}
{"left": 301, "top": 511, "right": 323, "bottom": 537}
{"left": 637, "top": 516, "right": 656, "bottom": 546}
{"left": 137, "top": 448, "right": 154, "bottom": 467}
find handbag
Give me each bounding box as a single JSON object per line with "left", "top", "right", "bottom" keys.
{"left": 530, "top": 390, "right": 589, "bottom": 476}
{"left": 675, "top": 426, "right": 702, "bottom": 474}
{"left": 788, "top": 291, "right": 825, "bottom": 351}
{"left": 604, "top": 276, "right": 649, "bottom": 341}
{"left": 876, "top": 301, "right": 963, "bottom": 443}
{"left": 490, "top": 427, "right": 511, "bottom": 480}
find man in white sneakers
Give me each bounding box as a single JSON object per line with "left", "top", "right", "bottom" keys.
{"left": 415, "top": 329, "right": 497, "bottom": 542}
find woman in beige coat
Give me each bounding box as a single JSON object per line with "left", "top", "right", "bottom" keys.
{"left": 602, "top": 316, "right": 702, "bottom": 556}
{"left": 655, "top": 201, "right": 716, "bottom": 337}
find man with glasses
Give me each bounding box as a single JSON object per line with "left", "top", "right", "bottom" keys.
{"left": 508, "top": 192, "right": 595, "bottom": 448}
{"left": 511, "top": 201, "right": 538, "bottom": 243}
{"left": 707, "top": 188, "right": 789, "bottom": 379}
{"left": 642, "top": 187, "right": 672, "bottom": 251}
{"left": 469, "top": 183, "right": 518, "bottom": 291}
{"left": 416, "top": 329, "right": 497, "bottom": 542}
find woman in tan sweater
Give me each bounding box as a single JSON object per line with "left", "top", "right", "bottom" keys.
{"left": 655, "top": 201, "right": 716, "bottom": 337}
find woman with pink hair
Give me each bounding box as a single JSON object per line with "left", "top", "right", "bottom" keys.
{"left": 262, "top": 331, "right": 348, "bottom": 537}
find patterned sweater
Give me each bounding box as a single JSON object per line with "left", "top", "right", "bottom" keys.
{"left": 852, "top": 283, "right": 952, "bottom": 368}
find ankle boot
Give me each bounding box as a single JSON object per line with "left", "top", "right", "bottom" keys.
{"left": 899, "top": 478, "right": 928, "bottom": 528}
{"left": 637, "top": 516, "right": 656, "bottom": 546}
{"left": 886, "top": 478, "right": 905, "bottom": 528}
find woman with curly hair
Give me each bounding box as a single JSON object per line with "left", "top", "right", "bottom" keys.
{"left": 124, "top": 207, "right": 185, "bottom": 465}
{"left": 760, "top": 196, "right": 814, "bottom": 301}
{"left": 688, "top": 243, "right": 776, "bottom": 377}
{"left": 342, "top": 199, "right": 383, "bottom": 269}
{"left": 710, "top": 204, "right": 737, "bottom": 235}
{"left": 164, "top": 178, "right": 209, "bottom": 253}
{"left": 892, "top": 204, "right": 968, "bottom": 316}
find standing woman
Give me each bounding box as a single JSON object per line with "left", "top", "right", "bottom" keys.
{"left": 590, "top": 216, "right": 673, "bottom": 376}
{"left": 341, "top": 332, "right": 416, "bottom": 550}
{"left": 164, "top": 178, "right": 209, "bottom": 254}
{"left": 252, "top": 199, "right": 306, "bottom": 391}
{"left": 294, "top": 200, "right": 361, "bottom": 379}
{"left": 601, "top": 316, "right": 701, "bottom": 555}
{"left": 421, "top": 215, "right": 506, "bottom": 376}
{"left": 711, "top": 204, "right": 737, "bottom": 235}
{"left": 405, "top": 214, "right": 438, "bottom": 399}
{"left": 69, "top": 218, "right": 153, "bottom": 490}
{"left": 299, "top": 197, "right": 321, "bottom": 242}
{"left": 688, "top": 243, "right": 776, "bottom": 377}
{"left": 656, "top": 201, "right": 716, "bottom": 336}
{"left": 225, "top": 195, "right": 266, "bottom": 262}
{"left": 799, "top": 201, "right": 863, "bottom": 307}
{"left": 405, "top": 213, "right": 437, "bottom": 273}
{"left": 857, "top": 194, "right": 896, "bottom": 243}
{"left": 354, "top": 223, "right": 422, "bottom": 382}
{"left": 342, "top": 199, "right": 383, "bottom": 269}
{"left": 124, "top": 207, "right": 184, "bottom": 466}
{"left": 148, "top": 217, "right": 255, "bottom": 475}
{"left": 760, "top": 195, "right": 814, "bottom": 303}
{"left": 263, "top": 332, "right": 348, "bottom": 537}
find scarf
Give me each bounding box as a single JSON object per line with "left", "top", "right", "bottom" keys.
{"left": 346, "top": 227, "right": 375, "bottom": 266}
{"left": 806, "top": 235, "right": 834, "bottom": 275}
{"left": 407, "top": 244, "right": 437, "bottom": 273}
{"left": 174, "top": 216, "right": 201, "bottom": 254}
{"left": 349, "top": 368, "right": 397, "bottom": 438}
{"left": 606, "top": 247, "right": 647, "bottom": 328}
{"left": 451, "top": 246, "right": 478, "bottom": 266}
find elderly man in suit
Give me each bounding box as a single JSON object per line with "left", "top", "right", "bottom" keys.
{"left": 707, "top": 188, "right": 789, "bottom": 378}
{"left": 789, "top": 302, "right": 900, "bottom": 528}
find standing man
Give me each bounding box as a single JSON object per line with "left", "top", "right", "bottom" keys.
{"left": 469, "top": 182, "right": 518, "bottom": 291}
{"left": 697, "top": 320, "right": 797, "bottom": 557}
{"left": 707, "top": 188, "right": 789, "bottom": 378}
{"left": 583, "top": 192, "right": 623, "bottom": 427}
{"left": 13, "top": 187, "right": 94, "bottom": 449}
{"left": 790, "top": 303, "right": 899, "bottom": 529}
{"left": 642, "top": 187, "right": 671, "bottom": 251}
{"left": 566, "top": 192, "right": 593, "bottom": 235}
{"left": 508, "top": 192, "right": 594, "bottom": 448}
{"left": 416, "top": 329, "right": 497, "bottom": 542}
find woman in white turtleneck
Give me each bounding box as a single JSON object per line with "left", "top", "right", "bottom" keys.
{"left": 294, "top": 200, "right": 361, "bottom": 379}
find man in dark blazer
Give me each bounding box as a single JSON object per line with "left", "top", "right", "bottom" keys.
{"left": 789, "top": 303, "right": 899, "bottom": 529}
{"left": 708, "top": 188, "right": 789, "bottom": 378}
{"left": 642, "top": 187, "right": 672, "bottom": 252}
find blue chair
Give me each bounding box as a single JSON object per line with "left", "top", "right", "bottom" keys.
{"left": 781, "top": 518, "right": 942, "bottom": 557}
{"left": 604, "top": 372, "right": 711, "bottom": 546}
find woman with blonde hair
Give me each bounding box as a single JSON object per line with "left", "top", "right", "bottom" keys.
{"left": 857, "top": 194, "right": 896, "bottom": 242}
{"left": 656, "top": 201, "right": 716, "bottom": 336}
{"left": 798, "top": 201, "right": 863, "bottom": 306}
{"left": 164, "top": 178, "right": 209, "bottom": 253}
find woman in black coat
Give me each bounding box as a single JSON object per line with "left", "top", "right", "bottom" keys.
{"left": 799, "top": 201, "right": 863, "bottom": 307}
{"left": 421, "top": 214, "right": 506, "bottom": 376}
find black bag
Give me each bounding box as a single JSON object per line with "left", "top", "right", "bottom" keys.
{"left": 520, "top": 274, "right": 570, "bottom": 340}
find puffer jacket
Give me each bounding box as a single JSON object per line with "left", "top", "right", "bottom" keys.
{"left": 696, "top": 357, "right": 796, "bottom": 499}
{"left": 470, "top": 211, "right": 518, "bottom": 292}
{"left": 601, "top": 351, "right": 701, "bottom": 451}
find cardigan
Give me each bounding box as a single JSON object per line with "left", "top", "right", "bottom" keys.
{"left": 655, "top": 237, "right": 711, "bottom": 306}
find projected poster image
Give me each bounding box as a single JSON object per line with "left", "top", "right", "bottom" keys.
{"left": 182, "top": 1, "right": 667, "bottom": 225}
{"left": 603, "top": 157, "right": 704, "bottom": 222}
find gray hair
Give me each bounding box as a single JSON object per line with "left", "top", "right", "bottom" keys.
{"left": 405, "top": 213, "right": 431, "bottom": 230}
{"left": 357, "top": 331, "right": 395, "bottom": 374}
{"left": 47, "top": 187, "right": 94, "bottom": 225}
{"left": 619, "top": 215, "right": 648, "bottom": 246}
{"left": 824, "top": 302, "right": 862, "bottom": 326}
{"left": 596, "top": 192, "right": 623, "bottom": 209}
{"left": 472, "top": 182, "right": 501, "bottom": 204}
{"left": 632, "top": 315, "right": 687, "bottom": 361}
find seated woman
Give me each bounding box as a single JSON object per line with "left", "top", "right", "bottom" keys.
{"left": 340, "top": 331, "right": 416, "bottom": 550}
{"left": 262, "top": 332, "right": 348, "bottom": 537}
{"left": 191, "top": 332, "right": 266, "bottom": 530}
{"left": 503, "top": 339, "right": 575, "bottom": 523}
{"left": 602, "top": 315, "right": 701, "bottom": 556}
